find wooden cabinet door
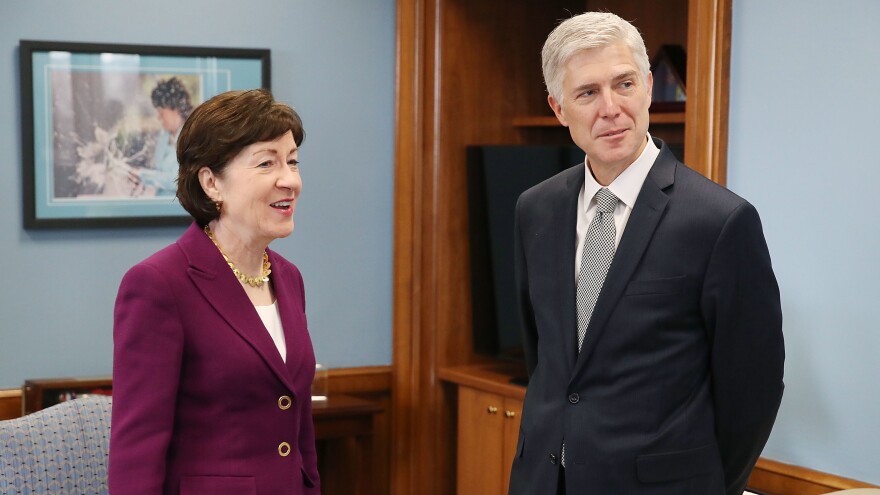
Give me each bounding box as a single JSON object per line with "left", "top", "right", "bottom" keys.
{"left": 457, "top": 387, "right": 505, "bottom": 494}
{"left": 501, "top": 397, "right": 523, "bottom": 495}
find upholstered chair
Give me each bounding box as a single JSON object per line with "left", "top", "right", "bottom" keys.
{"left": 0, "top": 395, "right": 111, "bottom": 495}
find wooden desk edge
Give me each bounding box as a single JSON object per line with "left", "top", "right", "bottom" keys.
{"left": 438, "top": 364, "right": 527, "bottom": 400}
{"left": 312, "top": 394, "right": 383, "bottom": 417}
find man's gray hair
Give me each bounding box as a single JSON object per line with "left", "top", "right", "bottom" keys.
{"left": 541, "top": 12, "right": 650, "bottom": 106}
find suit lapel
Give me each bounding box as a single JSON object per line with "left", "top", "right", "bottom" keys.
{"left": 555, "top": 165, "right": 585, "bottom": 372}
{"left": 573, "top": 144, "right": 676, "bottom": 373}
{"left": 269, "top": 252, "right": 314, "bottom": 386}
{"left": 179, "top": 223, "right": 296, "bottom": 391}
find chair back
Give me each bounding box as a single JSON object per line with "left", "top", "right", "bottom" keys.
{"left": 0, "top": 395, "right": 112, "bottom": 495}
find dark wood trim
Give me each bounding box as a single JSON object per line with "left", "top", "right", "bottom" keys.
{"left": 748, "top": 458, "right": 879, "bottom": 495}
{"left": 323, "top": 366, "right": 392, "bottom": 495}
{"left": 326, "top": 365, "right": 392, "bottom": 394}
{"left": 390, "top": 0, "right": 426, "bottom": 493}
{"left": 685, "top": 0, "right": 732, "bottom": 184}
{"left": 438, "top": 364, "right": 526, "bottom": 401}
{"left": 313, "top": 392, "right": 387, "bottom": 495}
{"left": 513, "top": 112, "right": 686, "bottom": 128}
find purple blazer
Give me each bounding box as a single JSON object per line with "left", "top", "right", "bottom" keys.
{"left": 109, "top": 223, "right": 320, "bottom": 495}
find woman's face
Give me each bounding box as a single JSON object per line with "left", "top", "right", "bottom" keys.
{"left": 156, "top": 107, "right": 185, "bottom": 134}
{"left": 206, "top": 130, "right": 302, "bottom": 246}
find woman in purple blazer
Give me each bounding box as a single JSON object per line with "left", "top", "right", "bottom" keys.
{"left": 109, "top": 89, "right": 320, "bottom": 494}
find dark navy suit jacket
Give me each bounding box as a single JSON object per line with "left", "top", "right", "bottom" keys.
{"left": 509, "top": 139, "right": 784, "bottom": 495}
{"left": 109, "top": 222, "right": 320, "bottom": 495}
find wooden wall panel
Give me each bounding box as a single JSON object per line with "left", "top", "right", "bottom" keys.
{"left": 587, "top": 0, "right": 688, "bottom": 58}
{"left": 322, "top": 366, "right": 392, "bottom": 495}
{"left": 392, "top": 1, "right": 732, "bottom": 494}
{"left": 391, "top": 2, "right": 576, "bottom": 494}
{"left": 391, "top": 0, "right": 430, "bottom": 492}
{"left": 0, "top": 389, "right": 22, "bottom": 421}
{"left": 685, "top": 0, "right": 731, "bottom": 183}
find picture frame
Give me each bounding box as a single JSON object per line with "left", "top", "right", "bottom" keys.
{"left": 19, "top": 40, "right": 271, "bottom": 229}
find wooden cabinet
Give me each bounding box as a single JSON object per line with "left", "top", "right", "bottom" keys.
{"left": 456, "top": 387, "right": 522, "bottom": 495}
{"left": 392, "top": 1, "right": 732, "bottom": 493}
{"left": 500, "top": 396, "right": 523, "bottom": 495}
{"left": 440, "top": 364, "right": 527, "bottom": 495}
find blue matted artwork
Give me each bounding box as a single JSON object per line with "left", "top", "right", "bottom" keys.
{"left": 20, "top": 40, "right": 270, "bottom": 228}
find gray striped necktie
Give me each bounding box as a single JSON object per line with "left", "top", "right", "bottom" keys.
{"left": 562, "top": 187, "right": 619, "bottom": 469}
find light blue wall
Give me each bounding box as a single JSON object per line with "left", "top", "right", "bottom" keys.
{"left": 729, "top": 0, "right": 880, "bottom": 484}
{"left": 0, "top": 0, "right": 395, "bottom": 387}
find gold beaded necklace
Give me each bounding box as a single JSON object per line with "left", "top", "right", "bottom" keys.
{"left": 204, "top": 225, "right": 271, "bottom": 288}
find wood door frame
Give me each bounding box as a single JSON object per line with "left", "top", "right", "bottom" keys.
{"left": 391, "top": 0, "right": 732, "bottom": 493}
{"left": 685, "top": 0, "right": 732, "bottom": 183}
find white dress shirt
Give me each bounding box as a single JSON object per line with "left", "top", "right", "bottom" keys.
{"left": 255, "top": 301, "right": 287, "bottom": 363}
{"left": 574, "top": 135, "right": 660, "bottom": 278}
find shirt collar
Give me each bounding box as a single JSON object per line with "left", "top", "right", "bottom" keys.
{"left": 582, "top": 133, "right": 660, "bottom": 210}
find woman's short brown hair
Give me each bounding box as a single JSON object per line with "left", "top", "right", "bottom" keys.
{"left": 176, "top": 89, "right": 305, "bottom": 225}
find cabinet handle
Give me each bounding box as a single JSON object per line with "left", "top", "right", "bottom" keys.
{"left": 487, "top": 406, "right": 498, "bottom": 414}
{"left": 505, "top": 410, "right": 517, "bottom": 418}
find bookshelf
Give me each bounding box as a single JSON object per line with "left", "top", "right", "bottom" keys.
{"left": 392, "top": 0, "right": 732, "bottom": 493}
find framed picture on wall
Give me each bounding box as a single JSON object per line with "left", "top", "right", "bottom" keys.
{"left": 19, "top": 40, "right": 270, "bottom": 229}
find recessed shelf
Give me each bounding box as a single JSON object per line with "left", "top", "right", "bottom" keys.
{"left": 512, "top": 111, "right": 685, "bottom": 128}
{"left": 511, "top": 116, "right": 559, "bottom": 127}
{"left": 649, "top": 112, "right": 686, "bottom": 124}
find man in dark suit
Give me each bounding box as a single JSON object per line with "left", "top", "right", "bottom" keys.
{"left": 508, "top": 12, "right": 784, "bottom": 495}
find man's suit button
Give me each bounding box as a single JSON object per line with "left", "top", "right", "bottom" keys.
{"left": 278, "top": 395, "right": 293, "bottom": 410}
{"left": 549, "top": 453, "right": 558, "bottom": 465}
{"left": 568, "top": 393, "right": 580, "bottom": 404}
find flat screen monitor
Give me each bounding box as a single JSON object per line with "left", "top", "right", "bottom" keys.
{"left": 466, "top": 145, "right": 585, "bottom": 363}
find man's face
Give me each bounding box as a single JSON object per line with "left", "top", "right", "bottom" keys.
{"left": 548, "top": 43, "right": 653, "bottom": 177}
